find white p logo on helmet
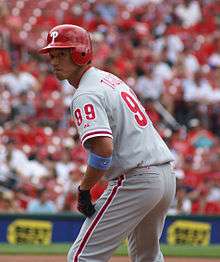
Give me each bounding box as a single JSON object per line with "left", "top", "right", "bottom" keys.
{"left": 50, "top": 31, "right": 58, "bottom": 44}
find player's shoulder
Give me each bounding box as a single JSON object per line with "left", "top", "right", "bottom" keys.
{"left": 71, "top": 68, "right": 103, "bottom": 103}
{"left": 73, "top": 67, "right": 108, "bottom": 98}
{"left": 73, "top": 66, "right": 129, "bottom": 102}
{"left": 73, "top": 67, "right": 104, "bottom": 97}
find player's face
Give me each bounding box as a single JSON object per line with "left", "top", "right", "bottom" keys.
{"left": 49, "top": 49, "right": 77, "bottom": 80}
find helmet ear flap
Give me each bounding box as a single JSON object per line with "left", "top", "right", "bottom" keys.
{"left": 71, "top": 47, "right": 91, "bottom": 66}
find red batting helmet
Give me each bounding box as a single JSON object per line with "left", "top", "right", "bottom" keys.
{"left": 39, "top": 24, "right": 92, "bottom": 66}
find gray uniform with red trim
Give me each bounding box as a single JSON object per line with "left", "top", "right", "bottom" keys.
{"left": 68, "top": 67, "right": 176, "bottom": 262}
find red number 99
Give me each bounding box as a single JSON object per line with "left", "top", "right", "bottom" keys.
{"left": 74, "top": 104, "right": 96, "bottom": 126}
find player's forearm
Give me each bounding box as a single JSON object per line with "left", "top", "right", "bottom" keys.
{"left": 79, "top": 152, "right": 112, "bottom": 190}
{"left": 79, "top": 137, "right": 113, "bottom": 190}
{"left": 79, "top": 166, "right": 106, "bottom": 190}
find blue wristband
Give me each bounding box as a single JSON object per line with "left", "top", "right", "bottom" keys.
{"left": 88, "top": 152, "right": 112, "bottom": 170}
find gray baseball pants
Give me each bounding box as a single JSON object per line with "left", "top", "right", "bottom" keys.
{"left": 67, "top": 163, "right": 176, "bottom": 262}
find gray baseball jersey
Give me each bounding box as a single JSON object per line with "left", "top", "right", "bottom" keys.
{"left": 71, "top": 66, "right": 174, "bottom": 180}
{"left": 68, "top": 66, "right": 176, "bottom": 262}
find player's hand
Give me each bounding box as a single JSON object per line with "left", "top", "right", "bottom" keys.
{"left": 77, "top": 186, "right": 96, "bottom": 218}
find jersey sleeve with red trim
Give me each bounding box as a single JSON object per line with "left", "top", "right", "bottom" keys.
{"left": 71, "top": 93, "right": 113, "bottom": 149}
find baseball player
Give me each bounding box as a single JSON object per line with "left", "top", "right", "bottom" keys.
{"left": 39, "top": 24, "right": 176, "bottom": 262}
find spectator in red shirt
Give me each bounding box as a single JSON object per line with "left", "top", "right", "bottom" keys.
{"left": 0, "top": 34, "right": 11, "bottom": 73}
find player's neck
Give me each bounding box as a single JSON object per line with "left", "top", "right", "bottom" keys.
{"left": 68, "top": 64, "right": 92, "bottom": 88}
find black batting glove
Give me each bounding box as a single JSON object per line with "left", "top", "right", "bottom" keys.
{"left": 77, "top": 186, "right": 96, "bottom": 218}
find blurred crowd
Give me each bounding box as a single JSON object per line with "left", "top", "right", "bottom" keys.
{"left": 0, "top": 0, "right": 220, "bottom": 215}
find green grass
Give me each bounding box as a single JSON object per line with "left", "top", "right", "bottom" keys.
{"left": 0, "top": 243, "right": 71, "bottom": 255}
{"left": 0, "top": 243, "right": 220, "bottom": 258}
{"left": 161, "top": 245, "right": 220, "bottom": 258}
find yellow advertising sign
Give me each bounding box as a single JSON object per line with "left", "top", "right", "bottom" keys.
{"left": 7, "top": 219, "right": 52, "bottom": 245}
{"left": 167, "top": 220, "right": 211, "bottom": 246}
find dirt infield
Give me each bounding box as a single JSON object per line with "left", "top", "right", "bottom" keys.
{"left": 0, "top": 256, "right": 220, "bottom": 262}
